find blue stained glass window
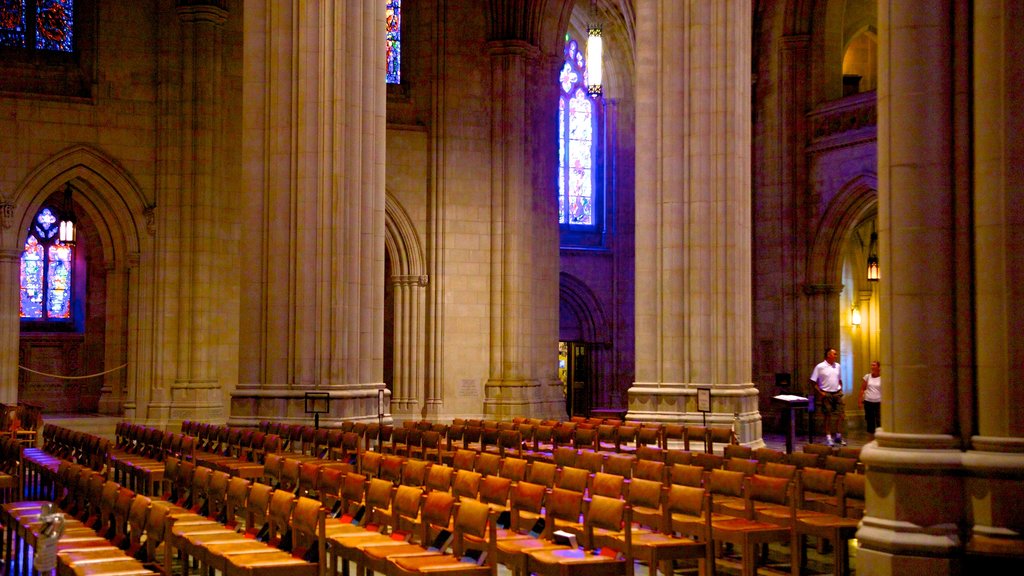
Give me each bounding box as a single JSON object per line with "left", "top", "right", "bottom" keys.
{"left": 0, "top": 0, "right": 72, "bottom": 51}
{"left": 21, "top": 205, "right": 74, "bottom": 321}
{"left": 35, "top": 0, "right": 72, "bottom": 51}
{"left": 385, "top": 0, "right": 401, "bottom": 84}
{"left": 0, "top": 0, "right": 27, "bottom": 47}
{"left": 558, "top": 37, "right": 600, "bottom": 231}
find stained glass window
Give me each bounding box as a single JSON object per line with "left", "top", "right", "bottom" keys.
{"left": 0, "top": 0, "right": 73, "bottom": 51}
{"left": 385, "top": 0, "right": 401, "bottom": 84}
{"left": 20, "top": 206, "right": 74, "bottom": 320}
{"left": 558, "top": 37, "right": 600, "bottom": 231}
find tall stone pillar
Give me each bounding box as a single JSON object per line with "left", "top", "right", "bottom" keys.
{"left": 230, "top": 0, "right": 387, "bottom": 426}
{"left": 0, "top": 249, "right": 20, "bottom": 406}
{"left": 147, "top": 1, "right": 230, "bottom": 425}
{"left": 481, "top": 32, "right": 562, "bottom": 420}
{"left": 97, "top": 264, "right": 129, "bottom": 414}
{"left": 858, "top": 1, "right": 966, "bottom": 571}
{"left": 963, "top": 0, "right": 1024, "bottom": 562}
{"left": 627, "top": 0, "right": 761, "bottom": 445}
{"left": 390, "top": 275, "right": 426, "bottom": 417}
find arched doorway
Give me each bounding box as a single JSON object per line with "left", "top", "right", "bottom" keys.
{"left": 558, "top": 273, "right": 611, "bottom": 417}
{"left": 3, "top": 145, "right": 150, "bottom": 417}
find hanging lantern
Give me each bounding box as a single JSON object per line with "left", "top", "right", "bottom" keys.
{"left": 59, "top": 185, "right": 77, "bottom": 247}
{"left": 587, "top": 25, "right": 602, "bottom": 96}
{"left": 867, "top": 232, "right": 879, "bottom": 281}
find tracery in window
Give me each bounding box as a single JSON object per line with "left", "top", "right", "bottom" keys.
{"left": 558, "top": 36, "right": 603, "bottom": 246}
{"left": 385, "top": 0, "right": 401, "bottom": 84}
{"left": 0, "top": 0, "right": 74, "bottom": 52}
{"left": 21, "top": 206, "right": 73, "bottom": 321}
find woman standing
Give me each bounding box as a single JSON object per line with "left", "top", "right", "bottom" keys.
{"left": 860, "top": 360, "right": 882, "bottom": 438}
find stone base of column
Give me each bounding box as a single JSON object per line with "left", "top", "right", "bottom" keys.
{"left": 144, "top": 379, "right": 226, "bottom": 427}
{"left": 857, "top": 432, "right": 965, "bottom": 574}
{"left": 484, "top": 378, "right": 562, "bottom": 420}
{"left": 963, "top": 437, "right": 1024, "bottom": 562}
{"left": 96, "top": 389, "right": 122, "bottom": 415}
{"left": 228, "top": 383, "right": 391, "bottom": 428}
{"left": 422, "top": 399, "right": 443, "bottom": 420}
{"left": 857, "top": 547, "right": 961, "bottom": 575}
{"left": 626, "top": 383, "right": 764, "bottom": 446}
{"left": 390, "top": 398, "right": 420, "bottom": 420}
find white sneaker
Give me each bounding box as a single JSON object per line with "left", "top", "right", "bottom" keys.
{"left": 824, "top": 435, "right": 835, "bottom": 447}
{"left": 836, "top": 434, "right": 847, "bottom": 446}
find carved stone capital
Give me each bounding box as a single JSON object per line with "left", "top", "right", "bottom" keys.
{"left": 0, "top": 199, "right": 14, "bottom": 230}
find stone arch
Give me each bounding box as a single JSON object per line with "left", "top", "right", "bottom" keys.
{"left": 5, "top": 144, "right": 149, "bottom": 258}
{"left": 1, "top": 144, "right": 151, "bottom": 410}
{"left": 384, "top": 191, "right": 428, "bottom": 417}
{"left": 808, "top": 173, "right": 879, "bottom": 287}
{"left": 559, "top": 272, "right": 609, "bottom": 343}
{"left": 559, "top": 272, "right": 615, "bottom": 410}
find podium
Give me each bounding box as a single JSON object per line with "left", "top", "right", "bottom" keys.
{"left": 772, "top": 394, "right": 810, "bottom": 454}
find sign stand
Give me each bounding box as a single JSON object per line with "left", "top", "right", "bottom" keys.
{"left": 697, "top": 387, "right": 711, "bottom": 452}
{"left": 304, "top": 392, "right": 330, "bottom": 430}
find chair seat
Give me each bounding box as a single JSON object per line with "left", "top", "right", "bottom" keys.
{"left": 63, "top": 558, "right": 154, "bottom": 576}
{"left": 390, "top": 554, "right": 492, "bottom": 576}
{"left": 526, "top": 547, "right": 626, "bottom": 576}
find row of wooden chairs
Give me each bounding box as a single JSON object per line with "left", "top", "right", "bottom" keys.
{"left": 347, "top": 446, "right": 865, "bottom": 576}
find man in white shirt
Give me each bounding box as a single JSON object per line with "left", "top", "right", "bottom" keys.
{"left": 810, "top": 347, "right": 846, "bottom": 446}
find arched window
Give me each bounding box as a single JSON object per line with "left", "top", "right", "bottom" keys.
{"left": 0, "top": 0, "right": 75, "bottom": 52}
{"left": 21, "top": 205, "right": 74, "bottom": 321}
{"left": 558, "top": 36, "right": 603, "bottom": 247}
{"left": 385, "top": 0, "right": 401, "bottom": 84}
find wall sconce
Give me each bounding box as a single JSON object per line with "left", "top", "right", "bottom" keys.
{"left": 851, "top": 306, "right": 862, "bottom": 326}
{"left": 866, "top": 231, "right": 879, "bottom": 281}
{"left": 59, "top": 184, "right": 77, "bottom": 247}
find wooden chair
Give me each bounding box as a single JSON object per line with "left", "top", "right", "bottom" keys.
{"left": 359, "top": 490, "right": 458, "bottom": 576}
{"left": 684, "top": 427, "right": 708, "bottom": 453}
{"left": 555, "top": 466, "right": 589, "bottom": 494}
{"left": 669, "top": 464, "right": 705, "bottom": 488}
{"left": 589, "top": 471, "right": 625, "bottom": 499}
{"left": 386, "top": 498, "right": 497, "bottom": 576}
{"left": 791, "top": 476, "right": 861, "bottom": 576}
{"left": 634, "top": 459, "right": 666, "bottom": 483}
{"left": 525, "top": 494, "right": 627, "bottom": 576}
{"left": 724, "top": 458, "right": 759, "bottom": 476}
{"left": 723, "top": 444, "right": 753, "bottom": 460}
{"left": 451, "top": 470, "right": 482, "bottom": 502}
{"left": 499, "top": 457, "right": 528, "bottom": 483}
{"left": 426, "top": 465, "right": 454, "bottom": 493}
{"left": 706, "top": 478, "right": 793, "bottom": 576}
{"left": 525, "top": 461, "right": 556, "bottom": 488}
{"left": 604, "top": 454, "right": 636, "bottom": 478}
{"left": 610, "top": 485, "right": 711, "bottom": 576}
{"left": 752, "top": 447, "right": 786, "bottom": 467}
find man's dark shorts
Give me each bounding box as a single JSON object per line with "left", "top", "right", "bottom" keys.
{"left": 820, "top": 390, "right": 845, "bottom": 416}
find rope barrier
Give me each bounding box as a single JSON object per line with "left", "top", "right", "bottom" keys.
{"left": 17, "top": 363, "right": 128, "bottom": 380}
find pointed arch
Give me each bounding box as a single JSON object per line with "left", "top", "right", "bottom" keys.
{"left": 384, "top": 191, "right": 428, "bottom": 417}
{"left": 808, "top": 173, "right": 878, "bottom": 287}
{"left": 6, "top": 144, "right": 149, "bottom": 260}
{"left": 559, "top": 272, "right": 609, "bottom": 344}
{"left": 1, "top": 144, "right": 152, "bottom": 411}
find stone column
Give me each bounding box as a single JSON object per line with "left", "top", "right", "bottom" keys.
{"left": 97, "top": 264, "right": 129, "bottom": 414}
{"left": 230, "top": 0, "right": 387, "bottom": 426}
{"left": 0, "top": 249, "right": 20, "bottom": 406}
{"left": 964, "top": 0, "right": 1024, "bottom": 560}
{"left": 483, "top": 40, "right": 540, "bottom": 419}
{"left": 628, "top": 0, "right": 761, "bottom": 445}
{"left": 390, "top": 275, "right": 426, "bottom": 417}
{"left": 147, "top": 1, "right": 229, "bottom": 424}
{"left": 858, "top": 1, "right": 966, "bottom": 571}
